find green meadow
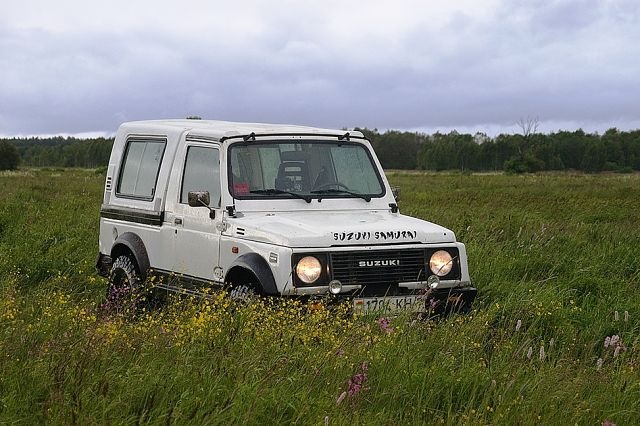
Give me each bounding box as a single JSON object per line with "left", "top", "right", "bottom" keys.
{"left": 1, "top": 168, "right": 639, "bottom": 424}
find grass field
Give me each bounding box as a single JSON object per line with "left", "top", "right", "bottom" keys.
{"left": 1, "top": 168, "right": 639, "bottom": 424}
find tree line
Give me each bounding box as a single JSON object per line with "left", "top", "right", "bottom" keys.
{"left": 359, "top": 127, "right": 640, "bottom": 173}
{"left": 2, "top": 127, "right": 640, "bottom": 173}
{"left": 1, "top": 137, "right": 114, "bottom": 169}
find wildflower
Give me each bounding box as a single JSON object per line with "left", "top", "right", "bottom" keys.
{"left": 347, "top": 362, "right": 369, "bottom": 396}
{"left": 527, "top": 347, "right": 533, "bottom": 359}
{"left": 604, "top": 334, "right": 627, "bottom": 356}
{"left": 610, "top": 335, "right": 620, "bottom": 346}
{"left": 624, "top": 311, "right": 629, "bottom": 322}
{"left": 596, "top": 358, "right": 603, "bottom": 371}
{"left": 614, "top": 311, "right": 619, "bottom": 321}
{"left": 602, "top": 420, "right": 616, "bottom": 426}
{"left": 515, "top": 319, "right": 522, "bottom": 332}
{"left": 549, "top": 338, "right": 555, "bottom": 348}
{"left": 539, "top": 346, "right": 545, "bottom": 361}
{"left": 324, "top": 415, "right": 329, "bottom": 426}
{"left": 377, "top": 317, "right": 394, "bottom": 333}
{"left": 336, "top": 391, "right": 347, "bottom": 405}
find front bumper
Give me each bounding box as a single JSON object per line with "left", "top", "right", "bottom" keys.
{"left": 305, "top": 286, "right": 478, "bottom": 315}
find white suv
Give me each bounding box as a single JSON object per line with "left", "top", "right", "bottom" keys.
{"left": 96, "top": 120, "right": 476, "bottom": 314}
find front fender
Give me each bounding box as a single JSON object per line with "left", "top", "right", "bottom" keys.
{"left": 226, "top": 253, "right": 278, "bottom": 295}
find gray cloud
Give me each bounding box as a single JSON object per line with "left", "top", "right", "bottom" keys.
{"left": 1, "top": 0, "right": 639, "bottom": 136}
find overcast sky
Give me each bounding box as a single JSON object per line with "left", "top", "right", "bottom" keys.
{"left": 1, "top": 0, "right": 639, "bottom": 137}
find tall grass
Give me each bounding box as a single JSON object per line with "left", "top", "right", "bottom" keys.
{"left": 1, "top": 169, "right": 639, "bottom": 424}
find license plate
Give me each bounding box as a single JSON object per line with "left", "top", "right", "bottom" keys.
{"left": 353, "top": 295, "right": 426, "bottom": 314}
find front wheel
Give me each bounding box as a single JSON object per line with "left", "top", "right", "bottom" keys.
{"left": 228, "top": 283, "right": 258, "bottom": 302}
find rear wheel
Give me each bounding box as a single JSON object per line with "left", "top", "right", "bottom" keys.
{"left": 103, "top": 255, "right": 143, "bottom": 314}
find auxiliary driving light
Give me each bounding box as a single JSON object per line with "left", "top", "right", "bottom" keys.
{"left": 428, "top": 275, "right": 440, "bottom": 289}
{"left": 329, "top": 280, "right": 343, "bottom": 295}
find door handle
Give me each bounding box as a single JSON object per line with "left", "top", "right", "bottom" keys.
{"left": 174, "top": 217, "right": 183, "bottom": 225}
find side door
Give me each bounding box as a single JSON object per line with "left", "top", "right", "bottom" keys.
{"left": 166, "top": 142, "right": 223, "bottom": 282}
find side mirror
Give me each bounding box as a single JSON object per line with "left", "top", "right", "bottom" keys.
{"left": 188, "top": 191, "right": 210, "bottom": 207}
{"left": 188, "top": 191, "right": 216, "bottom": 219}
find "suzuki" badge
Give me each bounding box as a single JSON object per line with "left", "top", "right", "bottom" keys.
{"left": 358, "top": 260, "right": 400, "bottom": 267}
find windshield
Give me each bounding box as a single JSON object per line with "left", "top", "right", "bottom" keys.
{"left": 228, "top": 140, "right": 384, "bottom": 200}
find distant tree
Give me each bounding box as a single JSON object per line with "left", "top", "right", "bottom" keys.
{"left": 601, "top": 128, "right": 624, "bottom": 170}
{"left": 0, "top": 141, "right": 19, "bottom": 170}
{"left": 516, "top": 116, "right": 540, "bottom": 139}
{"left": 552, "top": 129, "right": 592, "bottom": 170}
{"left": 504, "top": 153, "right": 545, "bottom": 174}
{"left": 581, "top": 141, "right": 606, "bottom": 172}
{"left": 369, "top": 130, "right": 422, "bottom": 169}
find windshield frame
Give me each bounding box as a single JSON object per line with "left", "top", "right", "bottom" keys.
{"left": 226, "top": 139, "right": 387, "bottom": 201}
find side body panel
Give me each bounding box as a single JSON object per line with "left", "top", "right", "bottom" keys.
{"left": 162, "top": 137, "right": 223, "bottom": 281}
{"left": 99, "top": 124, "right": 186, "bottom": 273}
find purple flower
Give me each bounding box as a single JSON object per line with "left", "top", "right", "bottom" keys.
{"left": 346, "top": 362, "right": 369, "bottom": 397}
{"left": 603, "top": 335, "right": 627, "bottom": 355}
{"left": 610, "top": 335, "right": 620, "bottom": 346}
{"left": 377, "top": 317, "right": 394, "bottom": 333}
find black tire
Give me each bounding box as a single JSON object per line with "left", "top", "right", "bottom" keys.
{"left": 228, "top": 283, "right": 258, "bottom": 302}
{"left": 104, "top": 255, "right": 142, "bottom": 313}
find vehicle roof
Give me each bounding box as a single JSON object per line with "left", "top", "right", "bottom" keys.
{"left": 120, "top": 119, "right": 365, "bottom": 141}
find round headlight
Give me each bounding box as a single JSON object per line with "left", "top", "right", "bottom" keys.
{"left": 429, "top": 250, "right": 453, "bottom": 276}
{"left": 296, "top": 256, "right": 322, "bottom": 284}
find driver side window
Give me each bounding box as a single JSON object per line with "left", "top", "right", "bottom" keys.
{"left": 180, "top": 146, "right": 221, "bottom": 207}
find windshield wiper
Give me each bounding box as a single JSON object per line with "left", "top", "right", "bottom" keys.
{"left": 250, "top": 189, "right": 312, "bottom": 203}
{"left": 310, "top": 189, "right": 371, "bottom": 202}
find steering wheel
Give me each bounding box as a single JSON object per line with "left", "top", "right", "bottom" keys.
{"left": 313, "top": 181, "right": 351, "bottom": 191}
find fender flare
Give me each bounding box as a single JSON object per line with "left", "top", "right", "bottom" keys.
{"left": 226, "top": 253, "right": 278, "bottom": 295}
{"left": 110, "top": 232, "right": 150, "bottom": 280}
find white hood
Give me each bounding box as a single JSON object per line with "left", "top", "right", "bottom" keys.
{"left": 226, "top": 210, "right": 456, "bottom": 247}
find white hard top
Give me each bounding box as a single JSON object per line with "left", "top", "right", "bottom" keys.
{"left": 120, "top": 119, "right": 365, "bottom": 141}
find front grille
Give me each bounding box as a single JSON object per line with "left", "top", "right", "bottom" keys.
{"left": 330, "top": 249, "right": 427, "bottom": 296}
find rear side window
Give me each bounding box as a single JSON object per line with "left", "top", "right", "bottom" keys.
{"left": 181, "top": 146, "right": 221, "bottom": 207}
{"left": 117, "top": 138, "right": 166, "bottom": 199}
